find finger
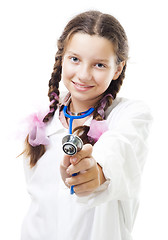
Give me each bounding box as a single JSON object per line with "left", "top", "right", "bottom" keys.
{"left": 62, "top": 154, "right": 71, "bottom": 168}
{"left": 70, "top": 144, "right": 93, "bottom": 165}
{"left": 74, "top": 178, "right": 100, "bottom": 194}
{"left": 66, "top": 167, "right": 97, "bottom": 186}
{"left": 67, "top": 157, "right": 96, "bottom": 175}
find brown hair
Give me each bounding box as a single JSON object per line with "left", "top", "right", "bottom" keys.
{"left": 24, "top": 10, "right": 129, "bottom": 167}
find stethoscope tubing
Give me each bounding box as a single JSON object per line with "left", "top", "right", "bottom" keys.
{"left": 63, "top": 105, "right": 94, "bottom": 194}
{"left": 63, "top": 106, "right": 94, "bottom": 134}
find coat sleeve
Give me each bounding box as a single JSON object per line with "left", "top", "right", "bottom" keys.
{"left": 76, "top": 99, "right": 153, "bottom": 206}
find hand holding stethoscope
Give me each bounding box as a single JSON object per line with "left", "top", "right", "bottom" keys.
{"left": 61, "top": 104, "right": 106, "bottom": 195}
{"left": 61, "top": 142, "right": 106, "bottom": 197}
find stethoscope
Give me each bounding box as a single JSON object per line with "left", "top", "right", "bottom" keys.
{"left": 62, "top": 105, "right": 94, "bottom": 194}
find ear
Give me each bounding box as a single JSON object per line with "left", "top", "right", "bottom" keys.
{"left": 113, "top": 61, "right": 125, "bottom": 80}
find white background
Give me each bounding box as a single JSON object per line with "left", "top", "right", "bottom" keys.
{"left": 0, "top": 0, "right": 167, "bottom": 239}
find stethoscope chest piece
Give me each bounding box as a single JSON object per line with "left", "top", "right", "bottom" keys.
{"left": 62, "top": 105, "right": 94, "bottom": 156}
{"left": 62, "top": 134, "right": 83, "bottom": 156}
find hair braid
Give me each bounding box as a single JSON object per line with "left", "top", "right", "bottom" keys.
{"left": 23, "top": 52, "right": 62, "bottom": 167}
{"left": 43, "top": 55, "right": 62, "bottom": 122}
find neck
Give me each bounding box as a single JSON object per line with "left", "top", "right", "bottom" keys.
{"left": 67, "top": 105, "right": 92, "bottom": 116}
{"left": 69, "top": 102, "right": 93, "bottom": 115}
{"left": 70, "top": 95, "right": 102, "bottom": 113}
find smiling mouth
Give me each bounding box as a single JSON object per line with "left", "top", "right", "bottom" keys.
{"left": 72, "top": 81, "right": 93, "bottom": 89}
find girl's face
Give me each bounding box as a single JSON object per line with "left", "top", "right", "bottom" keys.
{"left": 62, "top": 33, "right": 123, "bottom": 110}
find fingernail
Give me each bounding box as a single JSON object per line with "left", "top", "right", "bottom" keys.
{"left": 65, "top": 178, "right": 70, "bottom": 186}
{"left": 66, "top": 168, "right": 70, "bottom": 174}
{"left": 72, "top": 157, "right": 77, "bottom": 163}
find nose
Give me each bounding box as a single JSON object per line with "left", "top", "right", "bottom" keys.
{"left": 77, "top": 63, "right": 92, "bottom": 82}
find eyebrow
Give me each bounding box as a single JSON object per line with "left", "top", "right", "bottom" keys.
{"left": 66, "top": 51, "right": 79, "bottom": 56}
{"left": 66, "top": 51, "right": 110, "bottom": 63}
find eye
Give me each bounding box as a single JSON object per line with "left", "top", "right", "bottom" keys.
{"left": 95, "top": 63, "right": 106, "bottom": 69}
{"left": 70, "top": 57, "right": 79, "bottom": 63}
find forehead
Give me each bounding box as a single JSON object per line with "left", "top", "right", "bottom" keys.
{"left": 65, "top": 33, "right": 115, "bottom": 59}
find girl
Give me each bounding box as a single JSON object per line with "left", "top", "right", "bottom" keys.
{"left": 21, "top": 10, "right": 152, "bottom": 240}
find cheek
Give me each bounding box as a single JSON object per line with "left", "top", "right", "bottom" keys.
{"left": 62, "top": 61, "right": 75, "bottom": 82}
{"left": 94, "top": 71, "right": 112, "bottom": 89}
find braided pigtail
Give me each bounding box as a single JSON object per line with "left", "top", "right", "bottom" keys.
{"left": 23, "top": 52, "right": 62, "bottom": 168}
{"left": 93, "top": 94, "right": 113, "bottom": 120}
{"left": 43, "top": 55, "right": 62, "bottom": 122}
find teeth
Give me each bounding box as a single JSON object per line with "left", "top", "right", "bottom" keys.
{"left": 75, "top": 82, "right": 90, "bottom": 88}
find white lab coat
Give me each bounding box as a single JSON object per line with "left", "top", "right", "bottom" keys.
{"left": 21, "top": 97, "right": 152, "bottom": 240}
